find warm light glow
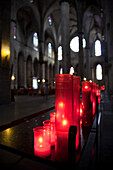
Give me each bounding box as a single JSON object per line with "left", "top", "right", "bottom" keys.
{"left": 38, "top": 79, "right": 40, "bottom": 83}
{"left": 80, "top": 108, "right": 83, "bottom": 117}
{"left": 62, "top": 120, "right": 67, "bottom": 126}
{"left": 42, "top": 79, "right": 45, "bottom": 83}
{"left": 59, "top": 102, "right": 64, "bottom": 107}
{"left": 85, "top": 85, "right": 88, "bottom": 89}
{"left": 56, "top": 113, "right": 59, "bottom": 117}
{"left": 11, "top": 75, "right": 15, "bottom": 81}
{"left": 89, "top": 80, "right": 92, "bottom": 83}
{"left": 39, "top": 137, "right": 43, "bottom": 143}
{"left": 83, "top": 77, "right": 87, "bottom": 81}
{"left": 1, "top": 49, "right": 10, "bottom": 59}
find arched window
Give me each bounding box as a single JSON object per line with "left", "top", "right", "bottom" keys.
{"left": 33, "top": 32, "right": 38, "bottom": 51}
{"left": 48, "top": 43, "right": 52, "bottom": 57}
{"left": 82, "top": 38, "right": 86, "bottom": 48}
{"left": 13, "top": 25, "right": 16, "bottom": 39}
{"left": 70, "top": 36, "right": 86, "bottom": 52}
{"left": 70, "top": 36, "right": 79, "bottom": 52}
{"left": 95, "top": 40, "right": 101, "bottom": 56}
{"left": 48, "top": 16, "right": 52, "bottom": 26}
{"left": 58, "top": 46, "right": 62, "bottom": 61}
{"left": 96, "top": 64, "right": 102, "bottom": 80}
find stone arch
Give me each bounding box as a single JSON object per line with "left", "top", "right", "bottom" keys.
{"left": 18, "top": 52, "right": 24, "bottom": 88}
{"left": 26, "top": 55, "right": 32, "bottom": 88}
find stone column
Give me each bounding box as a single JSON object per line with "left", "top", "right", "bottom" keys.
{"left": 85, "top": 46, "right": 90, "bottom": 80}
{"left": 24, "top": 59, "right": 27, "bottom": 88}
{"left": 0, "top": 0, "right": 11, "bottom": 104}
{"left": 55, "top": 47, "right": 59, "bottom": 75}
{"left": 76, "top": 0, "right": 85, "bottom": 81}
{"left": 60, "top": 0, "right": 70, "bottom": 74}
{"left": 78, "top": 32, "right": 84, "bottom": 80}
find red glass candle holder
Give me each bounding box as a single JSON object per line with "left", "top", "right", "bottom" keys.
{"left": 55, "top": 74, "right": 73, "bottom": 132}
{"left": 55, "top": 131, "right": 68, "bottom": 162}
{"left": 73, "top": 76, "right": 80, "bottom": 150}
{"left": 33, "top": 126, "right": 51, "bottom": 158}
{"left": 50, "top": 112, "right": 55, "bottom": 123}
{"left": 90, "top": 82, "right": 96, "bottom": 119}
{"left": 82, "top": 81, "right": 92, "bottom": 127}
{"left": 96, "top": 84, "right": 101, "bottom": 103}
{"left": 80, "top": 100, "right": 84, "bottom": 118}
{"left": 50, "top": 112, "right": 56, "bottom": 146}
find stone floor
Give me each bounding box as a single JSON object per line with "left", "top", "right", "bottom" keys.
{"left": 0, "top": 91, "right": 113, "bottom": 169}
{"left": 0, "top": 95, "right": 55, "bottom": 126}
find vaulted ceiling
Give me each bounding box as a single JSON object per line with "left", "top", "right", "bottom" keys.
{"left": 17, "top": 0, "right": 102, "bottom": 46}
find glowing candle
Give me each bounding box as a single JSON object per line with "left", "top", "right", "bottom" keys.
{"left": 73, "top": 76, "right": 80, "bottom": 150}
{"left": 55, "top": 74, "right": 73, "bottom": 132}
{"left": 55, "top": 131, "right": 68, "bottom": 162}
{"left": 96, "top": 84, "right": 101, "bottom": 103}
{"left": 50, "top": 112, "right": 56, "bottom": 146}
{"left": 33, "top": 126, "right": 51, "bottom": 158}
{"left": 80, "top": 100, "right": 84, "bottom": 118}
{"left": 90, "top": 82, "right": 96, "bottom": 119}
{"left": 82, "top": 81, "right": 92, "bottom": 127}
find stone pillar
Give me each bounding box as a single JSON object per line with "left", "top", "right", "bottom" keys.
{"left": 39, "top": 16, "right": 44, "bottom": 82}
{"left": 0, "top": 0, "right": 11, "bottom": 104}
{"left": 85, "top": 46, "right": 90, "bottom": 80}
{"left": 55, "top": 47, "right": 59, "bottom": 75}
{"left": 76, "top": 0, "right": 85, "bottom": 81}
{"left": 78, "top": 32, "right": 84, "bottom": 80}
{"left": 60, "top": 0, "right": 70, "bottom": 74}
{"left": 24, "top": 59, "right": 27, "bottom": 88}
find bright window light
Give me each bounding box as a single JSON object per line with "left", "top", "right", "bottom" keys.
{"left": 70, "top": 36, "right": 79, "bottom": 52}
{"left": 48, "top": 43, "right": 52, "bottom": 57}
{"left": 58, "top": 46, "right": 62, "bottom": 61}
{"left": 33, "top": 78, "right": 38, "bottom": 89}
{"left": 95, "top": 40, "right": 101, "bottom": 56}
{"left": 33, "top": 32, "right": 38, "bottom": 51}
{"left": 96, "top": 64, "right": 102, "bottom": 80}
{"left": 70, "top": 36, "right": 86, "bottom": 52}
{"left": 48, "top": 16, "right": 52, "bottom": 25}
{"left": 83, "top": 38, "right": 86, "bottom": 48}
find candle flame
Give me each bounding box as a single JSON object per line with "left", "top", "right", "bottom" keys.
{"left": 62, "top": 120, "right": 67, "bottom": 126}
{"left": 59, "top": 102, "right": 64, "bottom": 107}
{"left": 39, "top": 137, "right": 43, "bottom": 143}
{"left": 85, "top": 85, "right": 88, "bottom": 89}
